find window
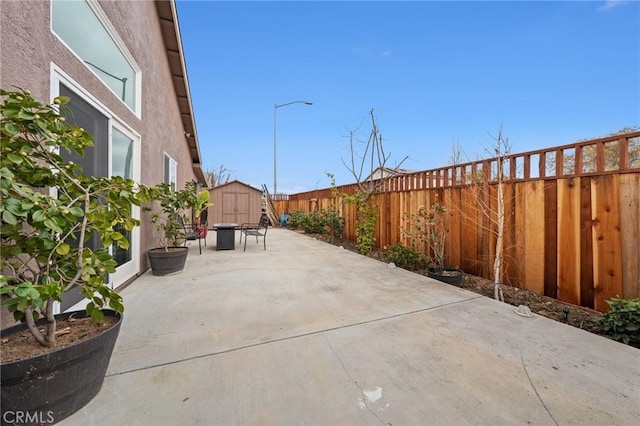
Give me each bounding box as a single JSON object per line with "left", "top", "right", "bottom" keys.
{"left": 51, "top": 0, "right": 139, "bottom": 112}
{"left": 112, "top": 128, "right": 134, "bottom": 179}
{"left": 164, "top": 154, "right": 177, "bottom": 191}
{"left": 51, "top": 70, "right": 141, "bottom": 311}
{"left": 112, "top": 128, "right": 134, "bottom": 267}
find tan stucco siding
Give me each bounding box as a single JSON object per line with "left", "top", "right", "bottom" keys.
{"left": 0, "top": 0, "right": 199, "bottom": 272}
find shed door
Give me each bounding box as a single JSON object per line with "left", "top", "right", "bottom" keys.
{"left": 222, "top": 192, "right": 250, "bottom": 224}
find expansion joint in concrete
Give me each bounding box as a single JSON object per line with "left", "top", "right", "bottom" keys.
{"left": 108, "top": 295, "right": 483, "bottom": 378}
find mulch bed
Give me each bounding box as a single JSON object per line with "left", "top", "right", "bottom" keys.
{"left": 0, "top": 316, "right": 117, "bottom": 363}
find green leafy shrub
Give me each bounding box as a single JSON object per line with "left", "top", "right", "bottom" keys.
{"left": 299, "top": 210, "right": 325, "bottom": 234}
{"left": 287, "top": 209, "right": 344, "bottom": 238}
{"left": 592, "top": 297, "right": 640, "bottom": 348}
{"left": 140, "top": 181, "right": 205, "bottom": 251}
{"left": 322, "top": 207, "right": 344, "bottom": 240}
{"left": 404, "top": 197, "right": 448, "bottom": 272}
{"left": 349, "top": 197, "right": 377, "bottom": 255}
{"left": 0, "top": 88, "right": 143, "bottom": 346}
{"left": 287, "top": 210, "right": 305, "bottom": 230}
{"left": 385, "top": 244, "right": 430, "bottom": 272}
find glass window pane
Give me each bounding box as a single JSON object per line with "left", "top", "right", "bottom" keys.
{"left": 112, "top": 128, "right": 133, "bottom": 179}
{"left": 164, "top": 155, "right": 171, "bottom": 184}
{"left": 170, "top": 160, "right": 177, "bottom": 191}
{"left": 111, "top": 127, "right": 133, "bottom": 266}
{"left": 164, "top": 154, "right": 177, "bottom": 191}
{"left": 52, "top": 0, "right": 137, "bottom": 110}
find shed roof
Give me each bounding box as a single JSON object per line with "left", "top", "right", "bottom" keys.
{"left": 210, "top": 180, "right": 263, "bottom": 193}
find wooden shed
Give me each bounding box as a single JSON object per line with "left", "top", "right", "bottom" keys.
{"left": 208, "top": 180, "right": 264, "bottom": 225}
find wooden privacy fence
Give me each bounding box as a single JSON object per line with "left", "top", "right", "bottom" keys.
{"left": 274, "top": 132, "right": 640, "bottom": 311}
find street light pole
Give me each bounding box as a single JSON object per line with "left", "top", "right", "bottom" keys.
{"left": 273, "top": 100, "right": 313, "bottom": 195}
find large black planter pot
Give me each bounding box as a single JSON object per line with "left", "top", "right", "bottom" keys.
{"left": 1, "top": 310, "right": 122, "bottom": 426}
{"left": 427, "top": 267, "right": 464, "bottom": 287}
{"left": 148, "top": 246, "right": 189, "bottom": 276}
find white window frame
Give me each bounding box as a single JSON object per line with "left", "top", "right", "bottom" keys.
{"left": 50, "top": 0, "right": 142, "bottom": 117}
{"left": 50, "top": 65, "right": 142, "bottom": 312}
{"left": 164, "top": 153, "right": 178, "bottom": 191}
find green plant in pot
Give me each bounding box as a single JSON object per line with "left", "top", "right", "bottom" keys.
{"left": 143, "top": 181, "right": 206, "bottom": 275}
{"left": 0, "top": 88, "right": 144, "bottom": 423}
{"left": 405, "top": 195, "right": 463, "bottom": 286}
{"left": 193, "top": 188, "right": 212, "bottom": 237}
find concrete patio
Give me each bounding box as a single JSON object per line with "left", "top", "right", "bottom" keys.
{"left": 61, "top": 228, "right": 640, "bottom": 425}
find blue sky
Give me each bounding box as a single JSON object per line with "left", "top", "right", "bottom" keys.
{"left": 176, "top": 0, "right": 639, "bottom": 194}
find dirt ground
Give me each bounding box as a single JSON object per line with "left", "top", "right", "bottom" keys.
{"left": 0, "top": 315, "right": 117, "bottom": 363}
{"left": 460, "top": 274, "right": 602, "bottom": 334}
{"left": 311, "top": 233, "right": 603, "bottom": 337}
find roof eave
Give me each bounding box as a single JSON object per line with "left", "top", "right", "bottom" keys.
{"left": 155, "top": 0, "right": 207, "bottom": 187}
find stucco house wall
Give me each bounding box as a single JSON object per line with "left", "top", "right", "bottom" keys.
{"left": 0, "top": 0, "right": 204, "bottom": 286}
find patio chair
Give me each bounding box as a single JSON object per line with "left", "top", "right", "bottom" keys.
{"left": 239, "top": 216, "right": 269, "bottom": 252}
{"left": 182, "top": 218, "right": 207, "bottom": 255}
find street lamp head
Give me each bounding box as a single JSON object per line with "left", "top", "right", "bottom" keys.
{"left": 273, "top": 99, "right": 313, "bottom": 195}
{"left": 275, "top": 100, "right": 314, "bottom": 109}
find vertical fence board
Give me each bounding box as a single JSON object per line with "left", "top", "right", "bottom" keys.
{"left": 619, "top": 174, "right": 640, "bottom": 298}
{"left": 398, "top": 192, "right": 408, "bottom": 247}
{"left": 591, "top": 175, "right": 623, "bottom": 311}
{"left": 514, "top": 182, "right": 527, "bottom": 288}
{"left": 377, "top": 194, "right": 387, "bottom": 248}
{"left": 389, "top": 192, "right": 400, "bottom": 248}
{"left": 544, "top": 181, "right": 558, "bottom": 298}
{"left": 344, "top": 201, "right": 355, "bottom": 242}
{"left": 448, "top": 188, "right": 462, "bottom": 268}
{"left": 462, "top": 186, "right": 481, "bottom": 275}
{"left": 383, "top": 192, "right": 392, "bottom": 247}
{"left": 382, "top": 192, "right": 391, "bottom": 248}
{"left": 580, "top": 177, "right": 595, "bottom": 308}
{"left": 504, "top": 183, "right": 518, "bottom": 287}
{"left": 478, "top": 184, "right": 491, "bottom": 279}
{"left": 557, "top": 178, "right": 581, "bottom": 305}
{"left": 524, "top": 181, "right": 545, "bottom": 295}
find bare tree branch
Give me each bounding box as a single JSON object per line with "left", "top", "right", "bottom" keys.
{"left": 204, "top": 164, "right": 233, "bottom": 187}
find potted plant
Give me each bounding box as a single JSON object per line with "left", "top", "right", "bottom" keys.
{"left": 0, "top": 88, "right": 143, "bottom": 423}
{"left": 193, "top": 189, "right": 212, "bottom": 239}
{"left": 405, "top": 195, "right": 463, "bottom": 286}
{"left": 143, "top": 181, "right": 204, "bottom": 275}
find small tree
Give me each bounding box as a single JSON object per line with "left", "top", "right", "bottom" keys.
{"left": 405, "top": 196, "right": 448, "bottom": 272}
{"left": 450, "top": 127, "right": 512, "bottom": 301}
{"left": 339, "top": 109, "right": 408, "bottom": 255}
{"left": 0, "top": 88, "right": 142, "bottom": 346}
{"left": 141, "top": 181, "right": 206, "bottom": 251}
